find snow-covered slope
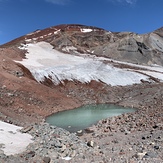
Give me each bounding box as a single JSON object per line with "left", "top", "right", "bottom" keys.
{"left": 16, "top": 42, "right": 163, "bottom": 86}
{"left": 0, "top": 121, "right": 33, "bottom": 155}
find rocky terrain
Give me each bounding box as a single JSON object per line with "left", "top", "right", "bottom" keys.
{"left": 0, "top": 24, "right": 163, "bottom": 162}
{"left": 2, "top": 24, "right": 163, "bottom": 66}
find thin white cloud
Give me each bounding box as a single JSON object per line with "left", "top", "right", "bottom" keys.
{"left": 126, "top": 0, "right": 137, "bottom": 4}
{"left": 108, "top": 0, "right": 137, "bottom": 5}
{"left": 45, "top": 0, "right": 70, "bottom": 5}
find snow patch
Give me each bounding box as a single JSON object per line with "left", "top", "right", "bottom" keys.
{"left": 54, "top": 29, "right": 61, "bottom": 34}
{"left": 62, "top": 156, "right": 72, "bottom": 161}
{"left": 139, "top": 70, "right": 163, "bottom": 81}
{"left": 18, "top": 43, "right": 28, "bottom": 50}
{"left": 16, "top": 41, "right": 152, "bottom": 86}
{"left": 107, "top": 31, "right": 112, "bottom": 34}
{"left": 81, "top": 28, "right": 93, "bottom": 33}
{"left": 25, "top": 39, "right": 32, "bottom": 42}
{"left": 0, "top": 121, "right": 33, "bottom": 155}
{"left": 33, "top": 38, "right": 38, "bottom": 41}
{"left": 62, "top": 46, "right": 77, "bottom": 52}
{"left": 48, "top": 33, "right": 52, "bottom": 36}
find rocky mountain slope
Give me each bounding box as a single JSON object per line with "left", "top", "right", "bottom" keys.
{"left": 0, "top": 24, "right": 163, "bottom": 162}
{"left": 2, "top": 24, "right": 163, "bottom": 66}
{"left": 1, "top": 24, "right": 163, "bottom": 88}
{"left": 0, "top": 23, "right": 163, "bottom": 123}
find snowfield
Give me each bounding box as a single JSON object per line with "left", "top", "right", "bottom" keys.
{"left": 0, "top": 121, "right": 33, "bottom": 155}
{"left": 16, "top": 42, "right": 163, "bottom": 86}
{"left": 81, "top": 28, "right": 93, "bottom": 33}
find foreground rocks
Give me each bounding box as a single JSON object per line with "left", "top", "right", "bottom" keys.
{"left": 0, "top": 78, "right": 163, "bottom": 162}
{"left": 81, "top": 110, "right": 163, "bottom": 163}
{"left": 0, "top": 122, "right": 103, "bottom": 163}
{"left": 0, "top": 105, "right": 162, "bottom": 163}
{"left": 0, "top": 81, "right": 163, "bottom": 163}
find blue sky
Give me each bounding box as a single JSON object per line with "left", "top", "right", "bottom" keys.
{"left": 0, "top": 0, "right": 163, "bottom": 45}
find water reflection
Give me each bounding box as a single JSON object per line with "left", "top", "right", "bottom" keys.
{"left": 46, "top": 104, "right": 136, "bottom": 132}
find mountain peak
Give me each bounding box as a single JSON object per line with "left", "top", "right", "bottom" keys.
{"left": 1, "top": 24, "right": 108, "bottom": 48}
{"left": 1, "top": 24, "right": 163, "bottom": 66}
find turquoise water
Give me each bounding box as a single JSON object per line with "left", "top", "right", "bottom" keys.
{"left": 46, "top": 104, "right": 136, "bottom": 132}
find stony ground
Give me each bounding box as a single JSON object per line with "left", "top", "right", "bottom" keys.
{"left": 0, "top": 47, "right": 163, "bottom": 162}
{"left": 0, "top": 107, "right": 162, "bottom": 163}
{"left": 0, "top": 82, "right": 163, "bottom": 162}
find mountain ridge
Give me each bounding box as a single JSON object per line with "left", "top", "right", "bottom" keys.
{"left": 1, "top": 24, "right": 163, "bottom": 66}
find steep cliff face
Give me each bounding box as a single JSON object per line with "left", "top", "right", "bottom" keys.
{"left": 1, "top": 24, "right": 163, "bottom": 66}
